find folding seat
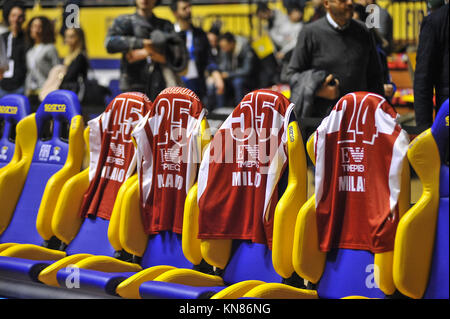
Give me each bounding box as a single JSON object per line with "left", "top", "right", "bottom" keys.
{"left": 0, "top": 94, "right": 30, "bottom": 169}
{"left": 0, "top": 94, "right": 30, "bottom": 236}
{"left": 126, "top": 89, "right": 311, "bottom": 299}
{"left": 242, "top": 92, "right": 411, "bottom": 299}
{"left": 0, "top": 90, "right": 85, "bottom": 289}
{"left": 393, "top": 99, "right": 449, "bottom": 299}
{"left": 34, "top": 87, "right": 215, "bottom": 298}
{"left": 0, "top": 90, "right": 84, "bottom": 250}
{"left": 0, "top": 92, "right": 149, "bottom": 293}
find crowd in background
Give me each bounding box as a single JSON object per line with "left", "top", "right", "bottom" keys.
{"left": 0, "top": 0, "right": 448, "bottom": 132}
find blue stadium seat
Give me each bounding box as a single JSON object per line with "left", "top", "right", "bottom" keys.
{"left": 0, "top": 90, "right": 85, "bottom": 284}
{"left": 393, "top": 99, "right": 449, "bottom": 299}
{"left": 245, "top": 92, "right": 411, "bottom": 299}
{"left": 129, "top": 89, "right": 309, "bottom": 299}
{"left": 6, "top": 92, "right": 152, "bottom": 293}
{"left": 40, "top": 88, "right": 214, "bottom": 298}
{"left": 0, "top": 94, "right": 30, "bottom": 169}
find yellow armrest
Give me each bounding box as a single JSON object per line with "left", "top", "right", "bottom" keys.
{"left": 116, "top": 265, "right": 177, "bottom": 299}
{"left": 36, "top": 115, "right": 85, "bottom": 241}
{"left": 38, "top": 254, "right": 93, "bottom": 287}
{"left": 52, "top": 168, "right": 90, "bottom": 245}
{"left": 0, "top": 159, "right": 30, "bottom": 235}
{"left": 393, "top": 130, "right": 441, "bottom": 299}
{"left": 0, "top": 244, "right": 66, "bottom": 260}
{"left": 182, "top": 183, "right": 203, "bottom": 266}
{"left": 74, "top": 256, "right": 142, "bottom": 273}
{"left": 0, "top": 243, "right": 18, "bottom": 253}
{"left": 243, "top": 283, "right": 318, "bottom": 299}
{"left": 211, "top": 280, "right": 266, "bottom": 299}
{"left": 272, "top": 121, "right": 307, "bottom": 279}
{"left": 154, "top": 268, "right": 224, "bottom": 287}
{"left": 292, "top": 195, "right": 327, "bottom": 284}
{"left": 0, "top": 115, "right": 37, "bottom": 235}
{"left": 109, "top": 174, "right": 138, "bottom": 252}
{"left": 119, "top": 177, "right": 148, "bottom": 257}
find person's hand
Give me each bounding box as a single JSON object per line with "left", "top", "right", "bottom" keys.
{"left": 275, "top": 51, "right": 285, "bottom": 61}
{"left": 316, "top": 74, "right": 340, "bottom": 100}
{"left": 384, "top": 83, "right": 394, "bottom": 98}
{"left": 126, "top": 48, "right": 150, "bottom": 63}
{"left": 215, "top": 77, "right": 225, "bottom": 95}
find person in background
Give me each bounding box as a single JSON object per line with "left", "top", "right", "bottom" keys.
{"left": 205, "top": 23, "right": 223, "bottom": 110}
{"left": 413, "top": 2, "right": 449, "bottom": 130}
{"left": 0, "top": 0, "right": 27, "bottom": 98}
{"left": 355, "top": 0, "right": 393, "bottom": 55}
{"left": 206, "top": 24, "right": 221, "bottom": 64}
{"left": 285, "top": 0, "right": 384, "bottom": 138}
{"left": 59, "top": 27, "right": 89, "bottom": 101}
{"left": 25, "top": 16, "right": 59, "bottom": 111}
{"left": 170, "top": 0, "right": 223, "bottom": 108}
{"left": 105, "top": 0, "right": 188, "bottom": 101}
{"left": 0, "top": 34, "right": 8, "bottom": 80}
{"left": 216, "top": 32, "right": 256, "bottom": 108}
{"left": 308, "top": 0, "right": 327, "bottom": 22}
{"left": 353, "top": 3, "right": 395, "bottom": 100}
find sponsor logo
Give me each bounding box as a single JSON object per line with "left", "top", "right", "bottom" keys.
{"left": 0, "top": 105, "right": 18, "bottom": 114}
{"left": 44, "top": 104, "right": 66, "bottom": 112}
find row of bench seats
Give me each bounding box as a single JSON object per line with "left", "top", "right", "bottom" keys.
{"left": 0, "top": 89, "right": 447, "bottom": 299}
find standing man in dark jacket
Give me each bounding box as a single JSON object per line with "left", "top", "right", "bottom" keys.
{"left": 0, "top": 0, "right": 27, "bottom": 98}
{"left": 105, "top": 0, "right": 188, "bottom": 100}
{"left": 413, "top": 3, "right": 449, "bottom": 130}
{"left": 285, "top": 0, "right": 384, "bottom": 121}
{"left": 170, "top": 0, "right": 223, "bottom": 104}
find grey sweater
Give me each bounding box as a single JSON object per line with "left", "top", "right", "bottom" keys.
{"left": 286, "top": 16, "right": 384, "bottom": 119}
{"left": 25, "top": 43, "right": 60, "bottom": 93}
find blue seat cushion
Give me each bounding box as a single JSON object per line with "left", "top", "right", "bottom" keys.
{"left": 64, "top": 217, "right": 116, "bottom": 256}
{"left": 0, "top": 256, "right": 52, "bottom": 282}
{"left": 56, "top": 268, "right": 136, "bottom": 296}
{"left": 222, "top": 241, "right": 281, "bottom": 285}
{"left": 139, "top": 281, "right": 225, "bottom": 299}
{"left": 316, "top": 249, "right": 387, "bottom": 299}
{"left": 141, "top": 231, "right": 192, "bottom": 269}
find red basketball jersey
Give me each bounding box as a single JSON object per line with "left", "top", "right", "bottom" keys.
{"left": 314, "top": 92, "right": 409, "bottom": 253}
{"left": 197, "top": 89, "right": 295, "bottom": 248}
{"left": 131, "top": 87, "right": 206, "bottom": 235}
{"left": 80, "top": 92, "right": 152, "bottom": 220}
